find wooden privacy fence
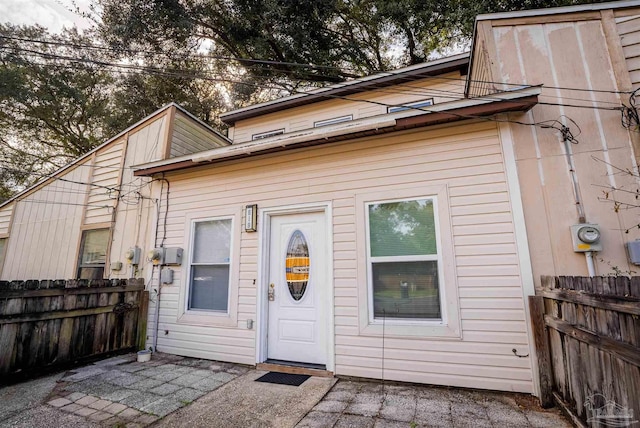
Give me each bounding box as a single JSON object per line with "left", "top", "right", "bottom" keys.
{"left": 530, "top": 276, "right": 640, "bottom": 427}
{"left": 0, "top": 279, "right": 148, "bottom": 380}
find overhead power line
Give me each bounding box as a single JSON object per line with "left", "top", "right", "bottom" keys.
{"left": 0, "top": 34, "right": 632, "bottom": 95}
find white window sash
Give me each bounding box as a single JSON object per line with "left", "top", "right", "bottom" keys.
{"left": 187, "top": 217, "right": 233, "bottom": 314}
{"left": 365, "top": 196, "right": 444, "bottom": 323}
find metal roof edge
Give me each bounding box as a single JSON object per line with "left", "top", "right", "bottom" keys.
{"left": 220, "top": 53, "right": 470, "bottom": 125}
{"left": 134, "top": 86, "right": 541, "bottom": 176}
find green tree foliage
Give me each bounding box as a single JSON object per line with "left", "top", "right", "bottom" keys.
{"left": 0, "top": 24, "right": 229, "bottom": 199}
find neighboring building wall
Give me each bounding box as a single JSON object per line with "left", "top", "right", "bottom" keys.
{"left": 0, "top": 109, "right": 175, "bottom": 280}
{"left": 155, "top": 121, "right": 534, "bottom": 393}
{"left": 1, "top": 162, "right": 91, "bottom": 279}
{"left": 471, "top": 11, "right": 640, "bottom": 285}
{"left": 110, "top": 115, "right": 170, "bottom": 280}
{"left": 230, "top": 72, "right": 466, "bottom": 144}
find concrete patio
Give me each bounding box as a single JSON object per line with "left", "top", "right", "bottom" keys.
{"left": 0, "top": 352, "right": 572, "bottom": 428}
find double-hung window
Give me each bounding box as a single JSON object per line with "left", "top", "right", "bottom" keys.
{"left": 188, "top": 218, "right": 232, "bottom": 312}
{"left": 77, "top": 228, "right": 110, "bottom": 279}
{"left": 366, "top": 197, "right": 442, "bottom": 321}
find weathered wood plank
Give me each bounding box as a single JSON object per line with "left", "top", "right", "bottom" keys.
{"left": 528, "top": 296, "right": 553, "bottom": 407}
{"left": 544, "top": 315, "right": 640, "bottom": 367}
{"left": 541, "top": 289, "right": 640, "bottom": 316}
{"left": 0, "top": 284, "right": 145, "bottom": 299}
{"left": 0, "top": 305, "right": 122, "bottom": 324}
{"left": 136, "top": 291, "right": 149, "bottom": 351}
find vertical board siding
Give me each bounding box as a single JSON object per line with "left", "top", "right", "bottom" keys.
{"left": 109, "top": 118, "right": 169, "bottom": 279}
{"left": 1, "top": 163, "right": 91, "bottom": 280}
{"left": 617, "top": 14, "right": 640, "bottom": 89}
{"left": 489, "top": 20, "right": 640, "bottom": 286}
{"left": 157, "top": 122, "right": 534, "bottom": 392}
{"left": 230, "top": 72, "right": 465, "bottom": 144}
{"left": 0, "top": 114, "right": 169, "bottom": 281}
{"left": 84, "top": 141, "right": 124, "bottom": 225}
{"left": 170, "top": 112, "right": 227, "bottom": 158}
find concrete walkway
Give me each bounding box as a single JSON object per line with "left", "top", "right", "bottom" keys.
{"left": 0, "top": 353, "right": 571, "bottom": 428}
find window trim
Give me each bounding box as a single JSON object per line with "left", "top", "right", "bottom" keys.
{"left": 387, "top": 98, "right": 434, "bottom": 113}
{"left": 356, "top": 185, "right": 461, "bottom": 339}
{"left": 178, "top": 208, "right": 241, "bottom": 327}
{"left": 76, "top": 228, "right": 110, "bottom": 279}
{"left": 185, "top": 216, "right": 233, "bottom": 314}
{"left": 314, "top": 115, "right": 353, "bottom": 128}
{"left": 365, "top": 196, "right": 445, "bottom": 325}
{"left": 252, "top": 129, "right": 285, "bottom": 140}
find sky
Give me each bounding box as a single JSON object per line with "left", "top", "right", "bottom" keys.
{"left": 0, "top": 0, "right": 93, "bottom": 32}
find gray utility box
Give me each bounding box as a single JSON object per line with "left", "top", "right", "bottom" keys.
{"left": 164, "top": 248, "right": 184, "bottom": 265}
{"left": 626, "top": 241, "right": 640, "bottom": 265}
{"left": 570, "top": 224, "right": 602, "bottom": 252}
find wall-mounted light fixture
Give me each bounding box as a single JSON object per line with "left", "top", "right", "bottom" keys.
{"left": 245, "top": 204, "right": 258, "bottom": 232}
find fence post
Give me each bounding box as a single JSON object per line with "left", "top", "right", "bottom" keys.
{"left": 136, "top": 290, "right": 149, "bottom": 351}
{"left": 529, "top": 295, "right": 553, "bottom": 407}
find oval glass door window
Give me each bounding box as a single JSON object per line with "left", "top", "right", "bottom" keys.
{"left": 285, "top": 230, "right": 310, "bottom": 301}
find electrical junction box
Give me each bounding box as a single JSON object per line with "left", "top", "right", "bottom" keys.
{"left": 626, "top": 241, "right": 640, "bottom": 265}
{"left": 164, "top": 248, "right": 183, "bottom": 265}
{"left": 160, "top": 267, "right": 174, "bottom": 284}
{"left": 570, "top": 224, "right": 602, "bottom": 252}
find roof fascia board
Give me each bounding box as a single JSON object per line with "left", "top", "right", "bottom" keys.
{"left": 220, "top": 54, "right": 469, "bottom": 125}
{"left": 476, "top": 0, "right": 640, "bottom": 22}
{"left": 133, "top": 86, "right": 540, "bottom": 176}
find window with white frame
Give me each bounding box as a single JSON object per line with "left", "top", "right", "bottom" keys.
{"left": 252, "top": 129, "right": 285, "bottom": 140}
{"left": 188, "top": 218, "right": 232, "bottom": 312}
{"left": 314, "top": 115, "right": 353, "bottom": 128}
{"left": 77, "top": 228, "right": 109, "bottom": 279}
{"left": 387, "top": 98, "right": 434, "bottom": 113}
{"left": 366, "top": 197, "right": 442, "bottom": 321}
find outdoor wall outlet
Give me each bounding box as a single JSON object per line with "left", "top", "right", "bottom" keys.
{"left": 246, "top": 319, "right": 254, "bottom": 330}
{"left": 110, "top": 261, "right": 123, "bottom": 271}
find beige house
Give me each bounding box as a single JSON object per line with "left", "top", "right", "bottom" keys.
{"left": 2, "top": 0, "right": 640, "bottom": 397}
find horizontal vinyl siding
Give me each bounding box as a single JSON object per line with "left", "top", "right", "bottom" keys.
{"left": 230, "top": 72, "right": 465, "bottom": 144}
{"left": 159, "top": 121, "right": 532, "bottom": 392}
{"left": 617, "top": 15, "right": 640, "bottom": 89}
{"left": 170, "top": 112, "right": 226, "bottom": 157}
{"left": 84, "top": 141, "right": 123, "bottom": 225}
{"left": 0, "top": 205, "right": 13, "bottom": 235}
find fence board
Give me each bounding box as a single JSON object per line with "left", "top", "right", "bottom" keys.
{"left": 0, "top": 279, "right": 147, "bottom": 380}
{"left": 532, "top": 276, "right": 640, "bottom": 427}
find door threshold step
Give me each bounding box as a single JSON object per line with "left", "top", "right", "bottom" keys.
{"left": 257, "top": 362, "right": 334, "bottom": 378}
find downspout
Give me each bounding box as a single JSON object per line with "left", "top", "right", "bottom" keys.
{"left": 151, "top": 177, "right": 165, "bottom": 352}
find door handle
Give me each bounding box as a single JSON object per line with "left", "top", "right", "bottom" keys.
{"left": 268, "top": 283, "right": 275, "bottom": 301}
